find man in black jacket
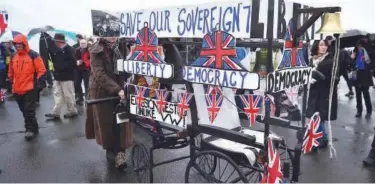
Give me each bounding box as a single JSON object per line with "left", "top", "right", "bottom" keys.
{"left": 45, "top": 33, "right": 78, "bottom": 119}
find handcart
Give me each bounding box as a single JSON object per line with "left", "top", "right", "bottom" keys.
{"left": 86, "top": 1, "right": 343, "bottom": 182}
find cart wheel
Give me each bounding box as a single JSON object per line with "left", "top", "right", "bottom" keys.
{"left": 131, "top": 143, "right": 150, "bottom": 183}
{"left": 278, "top": 142, "right": 294, "bottom": 182}
{"left": 185, "top": 150, "right": 247, "bottom": 183}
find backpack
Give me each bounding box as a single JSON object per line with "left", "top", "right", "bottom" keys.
{"left": 29, "top": 50, "right": 47, "bottom": 90}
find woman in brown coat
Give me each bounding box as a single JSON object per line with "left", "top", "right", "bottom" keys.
{"left": 85, "top": 38, "right": 133, "bottom": 169}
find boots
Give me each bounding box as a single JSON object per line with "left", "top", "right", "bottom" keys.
{"left": 24, "top": 130, "right": 38, "bottom": 141}
{"left": 115, "top": 152, "right": 127, "bottom": 170}
{"left": 345, "top": 91, "right": 354, "bottom": 97}
{"left": 355, "top": 112, "right": 362, "bottom": 118}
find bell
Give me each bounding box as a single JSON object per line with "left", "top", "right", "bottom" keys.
{"left": 316, "top": 13, "right": 345, "bottom": 34}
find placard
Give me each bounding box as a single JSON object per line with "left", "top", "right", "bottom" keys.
{"left": 182, "top": 30, "right": 260, "bottom": 90}
{"left": 129, "top": 95, "right": 189, "bottom": 128}
{"left": 266, "top": 20, "right": 311, "bottom": 93}
{"left": 124, "top": 60, "right": 173, "bottom": 78}
{"left": 122, "top": 23, "right": 174, "bottom": 78}
{"left": 183, "top": 66, "right": 258, "bottom": 89}
{"left": 267, "top": 67, "right": 311, "bottom": 93}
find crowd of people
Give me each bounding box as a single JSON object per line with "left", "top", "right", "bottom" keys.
{"left": 307, "top": 35, "right": 375, "bottom": 166}
{"left": 0, "top": 32, "right": 374, "bottom": 169}
{"left": 0, "top": 33, "right": 92, "bottom": 138}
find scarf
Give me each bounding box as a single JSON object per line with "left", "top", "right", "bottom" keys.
{"left": 312, "top": 52, "right": 329, "bottom": 69}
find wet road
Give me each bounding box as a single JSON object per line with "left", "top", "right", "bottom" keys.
{"left": 0, "top": 80, "right": 374, "bottom": 183}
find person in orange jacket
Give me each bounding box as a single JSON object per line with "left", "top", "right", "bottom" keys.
{"left": 8, "top": 35, "right": 46, "bottom": 141}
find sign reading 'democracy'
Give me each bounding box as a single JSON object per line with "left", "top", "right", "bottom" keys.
{"left": 123, "top": 24, "right": 174, "bottom": 78}
{"left": 183, "top": 66, "right": 259, "bottom": 89}
{"left": 266, "top": 20, "right": 312, "bottom": 93}
{"left": 267, "top": 67, "right": 312, "bottom": 93}
{"left": 129, "top": 95, "right": 188, "bottom": 128}
{"left": 183, "top": 30, "right": 259, "bottom": 90}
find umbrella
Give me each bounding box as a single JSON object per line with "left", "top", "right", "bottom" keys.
{"left": 27, "top": 25, "right": 55, "bottom": 39}
{"left": 0, "top": 29, "right": 22, "bottom": 42}
{"left": 340, "top": 29, "right": 368, "bottom": 48}
{"left": 27, "top": 29, "right": 77, "bottom": 53}
{"left": 39, "top": 32, "right": 59, "bottom": 64}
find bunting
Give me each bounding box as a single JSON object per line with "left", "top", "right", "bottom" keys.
{"left": 155, "top": 89, "right": 169, "bottom": 113}
{"left": 205, "top": 86, "right": 224, "bottom": 123}
{"left": 134, "top": 86, "right": 147, "bottom": 108}
{"left": 177, "top": 92, "right": 194, "bottom": 119}
{"left": 239, "top": 94, "right": 263, "bottom": 127}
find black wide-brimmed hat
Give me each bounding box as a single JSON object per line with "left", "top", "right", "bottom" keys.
{"left": 54, "top": 33, "right": 66, "bottom": 42}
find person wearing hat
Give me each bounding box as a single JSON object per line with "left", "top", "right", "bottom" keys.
{"left": 45, "top": 33, "right": 78, "bottom": 119}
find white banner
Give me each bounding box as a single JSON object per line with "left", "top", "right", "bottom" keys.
{"left": 119, "top": 1, "right": 252, "bottom": 38}
{"left": 91, "top": 0, "right": 324, "bottom": 39}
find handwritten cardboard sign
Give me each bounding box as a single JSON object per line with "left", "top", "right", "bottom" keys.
{"left": 129, "top": 95, "right": 189, "bottom": 128}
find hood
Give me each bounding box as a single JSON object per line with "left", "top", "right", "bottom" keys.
{"left": 13, "top": 34, "right": 30, "bottom": 54}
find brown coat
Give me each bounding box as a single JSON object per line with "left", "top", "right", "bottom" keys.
{"left": 85, "top": 41, "right": 133, "bottom": 151}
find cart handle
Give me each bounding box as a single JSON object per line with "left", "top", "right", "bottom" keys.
{"left": 86, "top": 96, "right": 121, "bottom": 105}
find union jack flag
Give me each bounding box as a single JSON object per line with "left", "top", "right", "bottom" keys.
{"left": 0, "top": 12, "right": 8, "bottom": 35}
{"left": 277, "top": 20, "right": 307, "bottom": 70}
{"left": 0, "top": 88, "right": 6, "bottom": 102}
{"left": 177, "top": 92, "right": 194, "bottom": 119}
{"left": 128, "top": 26, "right": 164, "bottom": 64}
{"left": 260, "top": 136, "right": 284, "bottom": 184}
{"left": 205, "top": 86, "right": 224, "bottom": 123}
{"left": 155, "top": 89, "right": 169, "bottom": 113}
{"left": 134, "top": 86, "right": 147, "bottom": 108}
{"left": 191, "top": 31, "right": 246, "bottom": 70}
{"left": 239, "top": 95, "right": 262, "bottom": 127}
{"left": 302, "top": 112, "right": 323, "bottom": 154}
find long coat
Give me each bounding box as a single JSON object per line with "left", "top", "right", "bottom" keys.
{"left": 306, "top": 54, "right": 338, "bottom": 121}
{"left": 85, "top": 41, "right": 133, "bottom": 151}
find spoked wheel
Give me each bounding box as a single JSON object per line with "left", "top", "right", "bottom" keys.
{"left": 131, "top": 143, "right": 150, "bottom": 183}
{"left": 239, "top": 165, "right": 263, "bottom": 183}
{"left": 278, "top": 142, "right": 294, "bottom": 182}
{"left": 185, "top": 150, "right": 247, "bottom": 183}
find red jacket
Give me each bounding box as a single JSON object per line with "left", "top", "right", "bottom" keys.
{"left": 76, "top": 48, "right": 90, "bottom": 70}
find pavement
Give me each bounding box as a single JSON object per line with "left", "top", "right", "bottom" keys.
{"left": 0, "top": 80, "right": 375, "bottom": 183}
